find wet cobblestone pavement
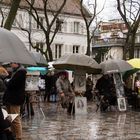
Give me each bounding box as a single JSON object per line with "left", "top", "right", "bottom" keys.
{"left": 22, "top": 102, "right": 140, "bottom": 140}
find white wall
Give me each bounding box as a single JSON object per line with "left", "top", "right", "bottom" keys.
{"left": 9, "top": 10, "right": 88, "bottom": 58}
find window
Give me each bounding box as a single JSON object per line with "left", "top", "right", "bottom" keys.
{"left": 56, "top": 18, "right": 63, "bottom": 32}
{"left": 73, "top": 45, "right": 79, "bottom": 53}
{"left": 36, "top": 42, "right": 44, "bottom": 52}
{"left": 55, "top": 44, "right": 62, "bottom": 59}
{"left": 134, "top": 49, "right": 140, "bottom": 58}
{"left": 74, "top": 22, "right": 79, "bottom": 33}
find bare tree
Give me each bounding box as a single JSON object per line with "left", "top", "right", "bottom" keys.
{"left": 21, "top": 0, "right": 66, "bottom": 62}
{"left": 116, "top": 0, "right": 140, "bottom": 59}
{"left": 79, "top": 0, "right": 105, "bottom": 56}
{"left": 4, "top": 0, "right": 21, "bottom": 30}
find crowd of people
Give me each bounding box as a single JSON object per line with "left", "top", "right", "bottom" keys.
{"left": 0, "top": 63, "right": 27, "bottom": 140}
{"left": 1, "top": 62, "right": 140, "bottom": 140}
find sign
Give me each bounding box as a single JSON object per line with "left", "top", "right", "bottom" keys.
{"left": 75, "top": 97, "right": 87, "bottom": 114}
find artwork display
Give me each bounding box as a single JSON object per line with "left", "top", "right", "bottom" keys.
{"left": 117, "top": 97, "right": 127, "bottom": 111}
{"left": 25, "top": 71, "right": 40, "bottom": 91}
{"left": 113, "top": 73, "right": 127, "bottom": 111}
{"left": 73, "top": 70, "right": 86, "bottom": 92}
{"left": 75, "top": 97, "right": 87, "bottom": 114}
{"left": 113, "top": 73, "right": 125, "bottom": 97}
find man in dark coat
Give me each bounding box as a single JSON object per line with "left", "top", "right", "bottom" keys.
{"left": 3, "top": 63, "right": 27, "bottom": 140}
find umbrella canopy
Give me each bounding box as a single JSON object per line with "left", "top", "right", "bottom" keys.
{"left": 0, "top": 28, "right": 36, "bottom": 65}
{"left": 30, "top": 51, "right": 47, "bottom": 66}
{"left": 123, "top": 58, "right": 140, "bottom": 80}
{"left": 53, "top": 54, "right": 101, "bottom": 74}
{"left": 127, "top": 58, "right": 140, "bottom": 68}
{"left": 100, "top": 59, "right": 133, "bottom": 74}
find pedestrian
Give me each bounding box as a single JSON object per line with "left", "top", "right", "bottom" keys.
{"left": 49, "top": 71, "right": 57, "bottom": 102}
{"left": 95, "top": 74, "right": 116, "bottom": 111}
{"left": 3, "top": 63, "right": 27, "bottom": 140}
{"left": 56, "top": 71, "right": 75, "bottom": 114}
{"left": 0, "top": 66, "right": 15, "bottom": 140}
{"left": 44, "top": 71, "right": 52, "bottom": 102}
{"left": 0, "top": 105, "right": 16, "bottom": 140}
{"left": 84, "top": 76, "right": 93, "bottom": 101}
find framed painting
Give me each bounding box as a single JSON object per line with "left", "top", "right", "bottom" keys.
{"left": 117, "top": 97, "right": 127, "bottom": 111}
{"left": 75, "top": 97, "right": 87, "bottom": 115}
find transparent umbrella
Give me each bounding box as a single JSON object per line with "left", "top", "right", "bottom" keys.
{"left": 0, "top": 28, "right": 36, "bottom": 65}
{"left": 100, "top": 59, "right": 133, "bottom": 74}
{"left": 53, "top": 53, "right": 101, "bottom": 74}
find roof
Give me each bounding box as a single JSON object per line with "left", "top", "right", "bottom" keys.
{"left": 2, "top": 0, "right": 91, "bottom": 17}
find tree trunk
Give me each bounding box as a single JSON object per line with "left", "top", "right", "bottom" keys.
{"left": 85, "top": 29, "right": 91, "bottom": 56}
{"left": 45, "top": 36, "right": 53, "bottom": 61}
{"left": 129, "top": 33, "right": 136, "bottom": 59}
{"left": 4, "top": 0, "right": 21, "bottom": 30}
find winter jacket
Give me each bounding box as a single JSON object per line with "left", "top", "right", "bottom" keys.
{"left": 3, "top": 67, "right": 27, "bottom": 105}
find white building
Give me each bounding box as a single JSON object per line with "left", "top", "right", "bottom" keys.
{"left": 0, "top": 0, "right": 91, "bottom": 61}
{"left": 92, "top": 19, "right": 140, "bottom": 61}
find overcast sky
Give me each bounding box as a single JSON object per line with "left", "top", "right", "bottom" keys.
{"left": 84, "top": 0, "right": 121, "bottom": 21}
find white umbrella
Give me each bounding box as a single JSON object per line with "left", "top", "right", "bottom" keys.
{"left": 53, "top": 54, "right": 101, "bottom": 74}
{"left": 0, "top": 28, "right": 36, "bottom": 65}
{"left": 100, "top": 59, "right": 133, "bottom": 74}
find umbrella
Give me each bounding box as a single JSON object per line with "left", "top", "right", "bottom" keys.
{"left": 127, "top": 58, "right": 140, "bottom": 68}
{"left": 30, "top": 51, "right": 47, "bottom": 66}
{"left": 0, "top": 28, "right": 36, "bottom": 65}
{"left": 123, "top": 58, "right": 140, "bottom": 80}
{"left": 100, "top": 59, "right": 133, "bottom": 74}
{"left": 53, "top": 53, "right": 101, "bottom": 74}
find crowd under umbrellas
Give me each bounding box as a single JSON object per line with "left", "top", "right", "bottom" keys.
{"left": 0, "top": 27, "right": 138, "bottom": 112}
{"left": 53, "top": 55, "right": 135, "bottom": 112}
{"left": 1, "top": 27, "right": 140, "bottom": 139}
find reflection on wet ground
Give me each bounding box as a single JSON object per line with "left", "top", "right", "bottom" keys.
{"left": 22, "top": 102, "right": 140, "bottom": 140}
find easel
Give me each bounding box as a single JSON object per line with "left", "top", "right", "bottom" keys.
{"left": 113, "top": 73, "right": 127, "bottom": 111}
{"left": 73, "top": 70, "right": 87, "bottom": 115}
{"left": 25, "top": 71, "right": 45, "bottom": 118}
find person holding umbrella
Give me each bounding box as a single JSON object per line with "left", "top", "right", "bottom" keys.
{"left": 3, "top": 63, "right": 27, "bottom": 140}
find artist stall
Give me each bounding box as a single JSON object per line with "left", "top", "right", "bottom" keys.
{"left": 25, "top": 67, "right": 47, "bottom": 117}
{"left": 100, "top": 59, "right": 133, "bottom": 111}
{"left": 53, "top": 54, "right": 101, "bottom": 114}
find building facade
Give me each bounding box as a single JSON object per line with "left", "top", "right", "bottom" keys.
{"left": 0, "top": 0, "right": 90, "bottom": 61}
{"left": 92, "top": 19, "right": 140, "bottom": 62}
